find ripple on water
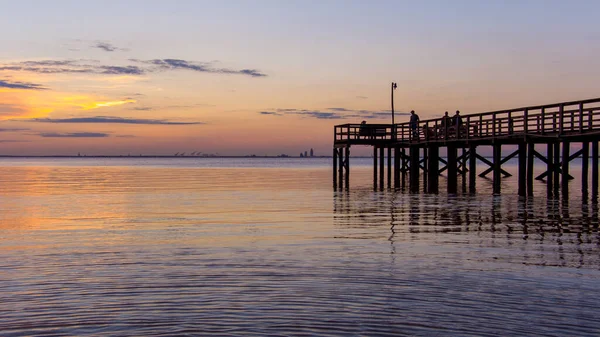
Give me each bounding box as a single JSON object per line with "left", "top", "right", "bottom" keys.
{"left": 1, "top": 160, "right": 600, "bottom": 336}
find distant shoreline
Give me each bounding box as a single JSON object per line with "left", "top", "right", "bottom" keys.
{"left": 0, "top": 155, "right": 343, "bottom": 159}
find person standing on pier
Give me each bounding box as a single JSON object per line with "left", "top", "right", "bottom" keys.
{"left": 410, "top": 110, "right": 420, "bottom": 139}
{"left": 453, "top": 110, "right": 463, "bottom": 137}
{"left": 441, "top": 111, "right": 451, "bottom": 137}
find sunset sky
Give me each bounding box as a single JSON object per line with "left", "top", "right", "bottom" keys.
{"left": 1, "top": 0, "right": 599, "bottom": 156}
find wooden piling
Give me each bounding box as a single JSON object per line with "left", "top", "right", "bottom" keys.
{"left": 582, "top": 142, "right": 589, "bottom": 195}
{"left": 447, "top": 145, "right": 458, "bottom": 194}
{"left": 493, "top": 143, "right": 501, "bottom": 194}
{"left": 338, "top": 146, "right": 344, "bottom": 189}
{"left": 547, "top": 143, "right": 553, "bottom": 197}
{"left": 387, "top": 147, "right": 392, "bottom": 189}
{"left": 527, "top": 142, "right": 534, "bottom": 196}
{"left": 344, "top": 146, "right": 350, "bottom": 189}
{"left": 410, "top": 146, "right": 420, "bottom": 193}
{"left": 553, "top": 142, "right": 560, "bottom": 194}
{"left": 373, "top": 146, "right": 377, "bottom": 190}
{"left": 561, "top": 142, "right": 569, "bottom": 198}
{"left": 333, "top": 148, "right": 338, "bottom": 189}
{"left": 394, "top": 147, "right": 400, "bottom": 189}
{"left": 379, "top": 147, "right": 384, "bottom": 190}
{"left": 469, "top": 145, "right": 477, "bottom": 193}
{"left": 593, "top": 141, "right": 599, "bottom": 197}
{"left": 518, "top": 142, "right": 526, "bottom": 197}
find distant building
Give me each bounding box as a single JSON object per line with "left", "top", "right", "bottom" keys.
{"left": 310, "top": 148, "right": 314, "bottom": 157}
{"left": 300, "top": 153, "right": 304, "bottom": 157}
{"left": 304, "top": 151, "right": 308, "bottom": 157}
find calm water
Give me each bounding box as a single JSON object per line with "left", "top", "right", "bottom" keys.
{"left": 1, "top": 157, "right": 599, "bottom": 336}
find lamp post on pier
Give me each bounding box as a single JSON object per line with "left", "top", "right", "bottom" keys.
{"left": 391, "top": 82, "right": 397, "bottom": 140}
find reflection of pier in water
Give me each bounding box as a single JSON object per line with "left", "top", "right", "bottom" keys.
{"left": 333, "top": 98, "right": 600, "bottom": 198}
{"left": 333, "top": 191, "right": 600, "bottom": 269}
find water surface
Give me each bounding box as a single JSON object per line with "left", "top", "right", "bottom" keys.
{"left": 1, "top": 158, "right": 599, "bottom": 336}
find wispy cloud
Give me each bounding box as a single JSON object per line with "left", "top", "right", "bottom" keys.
{"left": 93, "top": 42, "right": 127, "bottom": 52}
{"left": 0, "top": 79, "right": 47, "bottom": 90}
{"left": 131, "top": 58, "right": 267, "bottom": 77}
{"left": 23, "top": 116, "right": 204, "bottom": 125}
{"left": 132, "top": 107, "right": 153, "bottom": 111}
{"left": 0, "top": 58, "right": 267, "bottom": 78}
{"left": 0, "top": 140, "right": 30, "bottom": 143}
{"left": 0, "top": 128, "right": 29, "bottom": 132}
{"left": 258, "top": 107, "right": 407, "bottom": 120}
{"left": 39, "top": 132, "right": 109, "bottom": 138}
{"left": 0, "top": 104, "right": 27, "bottom": 115}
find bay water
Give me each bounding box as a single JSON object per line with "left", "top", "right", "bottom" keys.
{"left": 1, "top": 157, "right": 599, "bottom": 336}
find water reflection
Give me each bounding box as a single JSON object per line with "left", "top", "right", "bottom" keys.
{"left": 334, "top": 190, "right": 600, "bottom": 269}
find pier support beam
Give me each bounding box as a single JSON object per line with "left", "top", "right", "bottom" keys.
{"left": 410, "top": 146, "right": 420, "bottom": 193}
{"left": 422, "top": 147, "right": 428, "bottom": 193}
{"left": 401, "top": 148, "right": 407, "bottom": 189}
{"left": 593, "top": 141, "right": 599, "bottom": 197}
{"left": 562, "top": 142, "right": 570, "bottom": 198}
{"left": 461, "top": 147, "right": 467, "bottom": 193}
{"left": 344, "top": 146, "right": 350, "bottom": 189}
{"left": 518, "top": 142, "right": 526, "bottom": 197}
{"left": 547, "top": 143, "right": 553, "bottom": 197}
{"left": 447, "top": 145, "right": 458, "bottom": 194}
{"left": 469, "top": 145, "right": 477, "bottom": 193}
{"left": 373, "top": 146, "right": 378, "bottom": 190}
{"left": 427, "top": 145, "right": 439, "bottom": 194}
{"left": 527, "top": 142, "right": 535, "bottom": 196}
{"left": 379, "top": 146, "right": 384, "bottom": 190}
{"left": 394, "top": 147, "right": 400, "bottom": 189}
{"left": 493, "top": 144, "right": 502, "bottom": 194}
{"left": 338, "top": 146, "right": 344, "bottom": 189}
{"left": 333, "top": 148, "right": 338, "bottom": 189}
{"left": 387, "top": 147, "right": 392, "bottom": 189}
{"left": 553, "top": 142, "right": 560, "bottom": 194}
{"left": 582, "top": 142, "right": 589, "bottom": 196}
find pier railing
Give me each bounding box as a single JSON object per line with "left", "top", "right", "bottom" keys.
{"left": 335, "top": 98, "right": 600, "bottom": 143}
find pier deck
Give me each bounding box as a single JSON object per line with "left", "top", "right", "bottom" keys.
{"left": 333, "top": 98, "right": 600, "bottom": 197}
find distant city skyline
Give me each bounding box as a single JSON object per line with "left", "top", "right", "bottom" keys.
{"left": 1, "top": 1, "right": 599, "bottom": 156}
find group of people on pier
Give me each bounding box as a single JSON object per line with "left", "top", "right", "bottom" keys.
{"left": 358, "top": 109, "right": 466, "bottom": 140}
{"left": 412, "top": 110, "right": 464, "bottom": 140}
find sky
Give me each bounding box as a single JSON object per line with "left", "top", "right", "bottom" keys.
{"left": 1, "top": 0, "right": 599, "bottom": 156}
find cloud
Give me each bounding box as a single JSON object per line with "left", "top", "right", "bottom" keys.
{"left": 0, "top": 104, "right": 27, "bottom": 115}
{"left": 0, "top": 79, "right": 47, "bottom": 90}
{"left": 258, "top": 107, "right": 407, "bottom": 120}
{"left": 0, "top": 140, "right": 30, "bottom": 143}
{"left": 356, "top": 96, "right": 368, "bottom": 99}
{"left": 39, "top": 132, "right": 109, "bottom": 138}
{"left": 1, "top": 58, "right": 267, "bottom": 78}
{"left": 0, "top": 128, "right": 29, "bottom": 132}
{"left": 132, "top": 107, "right": 153, "bottom": 111}
{"left": 93, "top": 42, "right": 126, "bottom": 52}
{"left": 24, "top": 116, "right": 204, "bottom": 125}
{"left": 0, "top": 60, "right": 145, "bottom": 76}
{"left": 131, "top": 58, "right": 267, "bottom": 77}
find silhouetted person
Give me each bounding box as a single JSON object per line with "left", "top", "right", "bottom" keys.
{"left": 410, "top": 110, "right": 420, "bottom": 139}
{"left": 359, "top": 120, "right": 369, "bottom": 137}
{"left": 453, "top": 110, "right": 463, "bottom": 136}
{"left": 440, "top": 111, "right": 451, "bottom": 137}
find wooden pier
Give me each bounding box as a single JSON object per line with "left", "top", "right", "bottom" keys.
{"left": 333, "top": 98, "right": 600, "bottom": 197}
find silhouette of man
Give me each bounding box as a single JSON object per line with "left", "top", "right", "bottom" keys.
{"left": 453, "top": 110, "right": 463, "bottom": 137}
{"left": 440, "top": 111, "right": 451, "bottom": 137}
{"left": 410, "top": 110, "right": 420, "bottom": 139}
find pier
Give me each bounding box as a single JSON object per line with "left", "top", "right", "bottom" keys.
{"left": 333, "top": 98, "right": 600, "bottom": 197}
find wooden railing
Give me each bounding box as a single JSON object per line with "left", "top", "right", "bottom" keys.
{"left": 335, "top": 98, "right": 600, "bottom": 143}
